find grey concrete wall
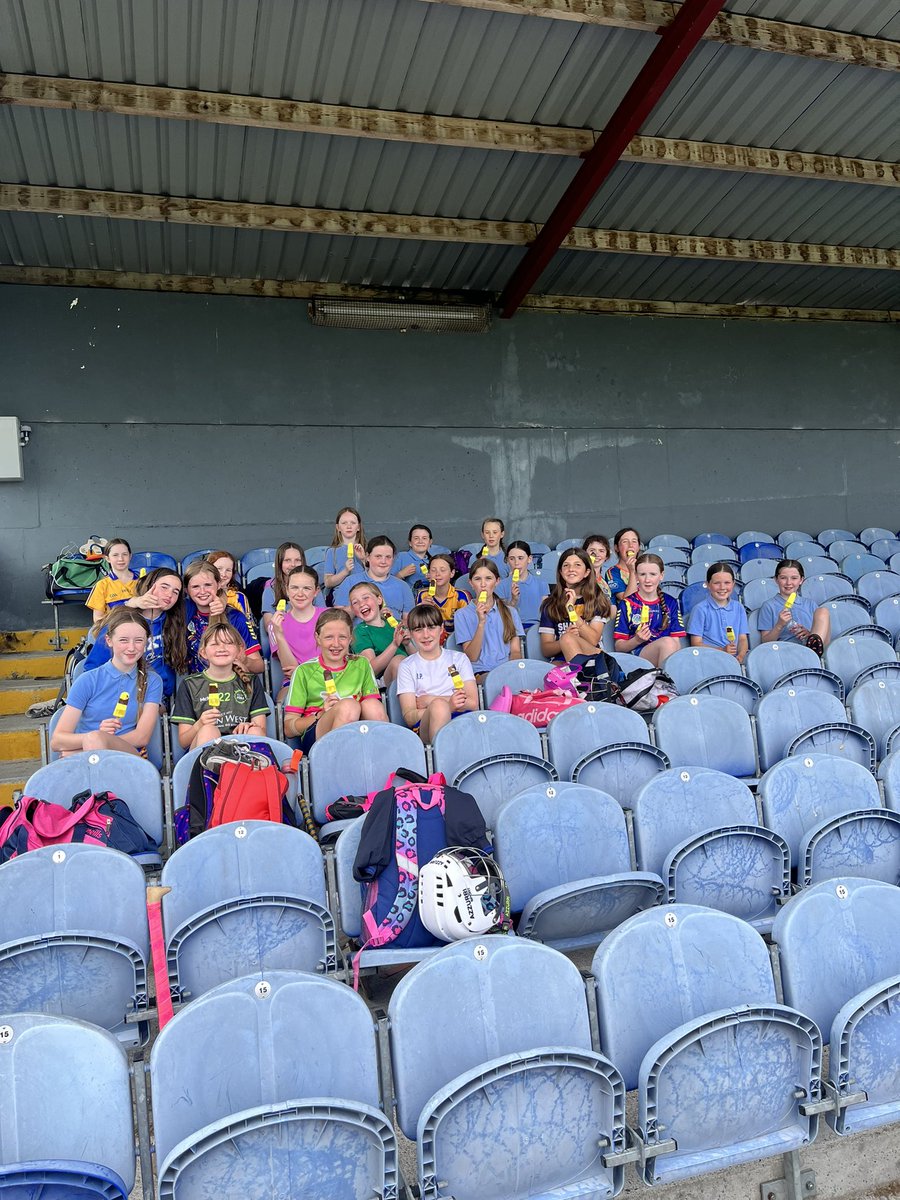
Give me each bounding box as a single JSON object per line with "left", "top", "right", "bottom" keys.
{"left": 1, "top": 283, "right": 898, "bottom": 628}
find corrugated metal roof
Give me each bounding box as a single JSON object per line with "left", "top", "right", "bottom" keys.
{"left": 0, "top": 0, "right": 897, "bottom": 312}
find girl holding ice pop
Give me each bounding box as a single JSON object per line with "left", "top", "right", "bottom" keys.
{"left": 269, "top": 566, "right": 326, "bottom": 691}
{"left": 582, "top": 534, "right": 613, "bottom": 596}
{"left": 614, "top": 553, "right": 684, "bottom": 666}
{"left": 605, "top": 527, "right": 642, "bottom": 602}
{"left": 349, "top": 580, "right": 410, "bottom": 685}
{"left": 687, "top": 561, "right": 749, "bottom": 664}
{"left": 454, "top": 560, "right": 523, "bottom": 677}
{"left": 758, "top": 559, "right": 830, "bottom": 656}
{"left": 323, "top": 507, "right": 367, "bottom": 589}
{"left": 172, "top": 623, "right": 268, "bottom": 751}
{"left": 495, "top": 540, "right": 550, "bottom": 629}
{"left": 397, "top": 604, "right": 478, "bottom": 741}
{"left": 415, "top": 553, "right": 469, "bottom": 635}
{"left": 539, "top": 549, "right": 611, "bottom": 662}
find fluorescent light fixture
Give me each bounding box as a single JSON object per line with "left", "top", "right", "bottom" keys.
{"left": 308, "top": 297, "right": 492, "bottom": 333}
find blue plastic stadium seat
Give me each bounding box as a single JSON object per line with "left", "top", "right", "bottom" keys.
{"left": 305, "top": 720, "right": 426, "bottom": 828}
{"left": 692, "top": 533, "right": 733, "bottom": 549}
{"left": 131, "top": 550, "right": 178, "bottom": 573}
{"left": 649, "top": 534, "right": 690, "bottom": 551}
{"left": 848, "top": 678, "right": 900, "bottom": 759}
{"left": 735, "top": 531, "right": 775, "bottom": 549}
{"left": 179, "top": 549, "right": 214, "bottom": 571}
{"left": 0, "top": 844, "right": 150, "bottom": 1044}
{"left": 747, "top": 642, "right": 843, "bottom": 698}
{"left": 0, "top": 1013, "right": 135, "bottom": 1199}
{"left": 493, "top": 782, "right": 664, "bottom": 949}
{"left": 801, "top": 574, "right": 855, "bottom": 606}
{"left": 779, "top": 530, "right": 815, "bottom": 547}
{"left": 390, "top": 937, "right": 628, "bottom": 1200}
{"left": 784, "top": 540, "right": 824, "bottom": 560}
{"left": 679, "top": 581, "right": 709, "bottom": 616}
{"left": 160, "top": 822, "right": 337, "bottom": 1003}
{"left": 758, "top": 754, "right": 892, "bottom": 887}
{"left": 830, "top": 540, "right": 868, "bottom": 561}
{"left": 874, "top": 596, "right": 900, "bottom": 643}
{"left": 740, "top": 557, "right": 778, "bottom": 583}
{"left": 772, "top": 878, "right": 900, "bottom": 1135}
{"left": 592, "top": 906, "right": 820, "bottom": 1185}
{"left": 856, "top": 570, "right": 900, "bottom": 608}
{"left": 871, "top": 538, "right": 900, "bottom": 561}
{"left": 547, "top": 701, "right": 669, "bottom": 807}
{"left": 756, "top": 686, "right": 849, "bottom": 772}
{"left": 652, "top": 695, "right": 759, "bottom": 784}
{"left": 691, "top": 543, "right": 738, "bottom": 565}
{"left": 743, "top": 577, "right": 781, "bottom": 610}
{"left": 657, "top": 547, "right": 690, "bottom": 567}
{"left": 239, "top": 546, "right": 277, "bottom": 583}
{"left": 482, "top": 658, "right": 552, "bottom": 707}
{"left": 880, "top": 749, "right": 900, "bottom": 810}
{"left": 739, "top": 541, "right": 783, "bottom": 564}
{"left": 825, "top": 634, "right": 900, "bottom": 694}
{"left": 25, "top": 751, "right": 164, "bottom": 867}
{"left": 151, "top": 970, "right": 397, "bottom": 1200}
{"left": 799, "top": 555, "right": 842, "bottom": 576}
{"left": 860, "top": 527, "right": 896, "bottom": 548}
{"left": 664, "top": 646, "right": 761, "bottom": 713}
{"left": 822, "top": 598, "right": 876, "bottom": 640}
{"left": 45, "top": 706, "right": 166, "bottom": 772}
{"left": 843, "top": 553, "right": 887, "bottom": 583}
{"left": 431, "top": 711, "right": 556, "bottom": 830}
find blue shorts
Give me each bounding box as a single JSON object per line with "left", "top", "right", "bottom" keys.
{"left": 299, "top": 720, "right": 319, "bottom": 753}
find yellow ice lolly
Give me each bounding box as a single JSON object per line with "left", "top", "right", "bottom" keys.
{"left": 785, "top": 592, "right": 797, "bottom": 609}
{"left": 385, "top": 613, "right": 399, "bottom": 629}
{"left": 323, "top": 669, "right": 337, "bottom": 695}
{"left": 347, "top": 543, "right": 354, "bottom": 561}
{"left": 276, "top": 599, "right": 287, "bottom": 612}
{"left": 448, "top": 665, "right": 465, "bottom": 690}
{"left": 207, "top": 683, "right": 221, "bottom": 709}
{"left": 112, "top": 691, "right": 129, "bottom": 719}
{"left": 639, "top": 605, "right": 650, "bottom": 625}
{"left": 567, "top": 605, "right": 578, "bottom": 622}
{"left": 725, "top": 626, "right": 736, "bottom": 644}
{"left": 478, "top": 591, "right": 488, "bottom": 604}
{"left": 428, "top": 583, "right": 436, "bottom": 596}
{"left": 512, "top": 568, "right": 521, "bottom": 583}
{"left": 480, "top": 545, "right": 489, "bottom": 558}
{"left": 419, "top": 563, "right": 429, "bottom": 575}
{"left": 139, "top": 567, "right": 147, "bottom": 578}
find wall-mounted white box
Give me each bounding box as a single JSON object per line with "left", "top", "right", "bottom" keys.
{"left": 0, "top": 418, "right": 25, "bottom": 480}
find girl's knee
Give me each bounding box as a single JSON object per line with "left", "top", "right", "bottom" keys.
{"left": 360, "top": 698, "right": 388, "bottom": 722}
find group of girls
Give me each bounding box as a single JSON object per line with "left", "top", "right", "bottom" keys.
{"left": 53, "top": 509, "right": 832, "bottom": 759}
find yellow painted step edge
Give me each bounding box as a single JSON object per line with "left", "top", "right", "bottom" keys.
{"left": 0, "top": 655, "right": 67, "bottom": 681}
{"left": 0, "top": 729, "right": 42, "bottom": 758}
{"left": 0, "top": 684, "right": 57, "bottom": 716}
{"left": 1, "top": 629, "right": 87, "bottom": 654}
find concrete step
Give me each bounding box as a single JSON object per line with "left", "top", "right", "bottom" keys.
{"left": 0, "top": 757, "right": 40, "bottom": 806}
{"left": 1, "top": 628, "right": 87, "bottom": 654}
{"left": 0, "top": 714, "right": 43, "bottom": 760}
{"left": 0, "top": 651, "right": 68, "bottom": 681}
{"left": 0, "top": 679, "right": 60, "bottom": 716}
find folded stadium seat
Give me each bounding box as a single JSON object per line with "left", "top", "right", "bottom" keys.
{"left": 747, "top": 608, "right": 763, "bottom": 649}
{"left": 758, "top": 754, "right": 896, "bottom": 887}
{"left": 692, "top": 532, "right": 733, "bottom": 549}
{"left": 493, "top": 782, "right": 664, "bottom": 949}
{"left": 817, "top": 528, "right": 854, "bottom": 547}
{"left": 383, "top": 680, "right": 407, "bottom": 725}
{"left": 826, "top": 537, "right": 866, "bottom": 559}
{"left": 151, "top": 971, "right": 397, "bottom": 1200}
{"left": 609, "top": 651, "right": 654, "bottom": 675}
{"left": 554, "top": 537, "right": 583, "bottom": 551}
{"left": 243, "top": 559, "right": 275, "bottom": 585}
{"left": 743, "top": 577, "right": 781, "bottom": 611}
{"left": 679, "top": 581, "right": 709, "bottom": 617}
{"left": 856, "top": 569, "right": 900, "bottom": 609}
{"left": 740, "top": 556, "right": 777, "bottom": 584}
{"left": 662, "top": 579, "right": 686, "bottom": 605}
{"left": 631, "top": 767, "right": 789, "bottom": 930}
{"left": 656, "top": 547, "right": 690, "bottom": 567}
{"left": 170, "top": 692, "right": 279, "bottom": 767}
{"left": 482, "top": 658, "right": 554, "bottom": 707}
{"left": 305, "top": 721, "right": 426, "bottom": 842}
{"left": 652, "top": 695, "right": 759, "bottom": 785}
{"left": 131, "top": 550, "right": 179, "bottom": 573}
{"left": 691, "top": 542, "right": 739, "bottom": 565}
{"left": 179, "top": 548, "right": 214, "bottom": 571}
{"left": 801, "top": 574, "right": 856, "bottom": 606}
{"left": 775, "top": 530, "right": 813, "bottom": 548}
{"left": 304, "top": 544, "right": 329, "bottom": 568}
{"left": 848, "top": 679, "right": 900, "bottom": 760}
{"left": 649, "top": 534, "right": 690, "bottom": 551}
{"left": 45, "top": 705, "right": 166, "bottom": 772}
{"left": 0, "top": 844, "right": 151, "bottom": 1045}
{"left": 685, "top": 561, "right": 714, "bottom": 586}
{"left": 161, "top": 822, "right": 338, "bottom": 1004}
{"left": 738, "top": 540, "right": 783, "bottom": 564}
{"left": 664, "top": 646, "right": 762, "bottom": 714}
{"left": 25, "top": 750, "right": 165, "bottom": 867}
{"left": 824, "top": 634, "right": 900, "bottom": 694}
{"left": 875, "top": 595, "right": 900, "bottom": 644}
{"left": 170, "top": 734, "right": 300, "bottom": 839}
{"left": 0, "top": 1013, "right": 135, "bottom": 1199}
{"left": 746, "top": 642, "right": 843, "bottom": 698}
{"left": 389, "top": 936, "right": 628, "bottom": 1200}
{"left": 524, "top": 623, "right": 547, "bottom": 660}
{"left": 735, "top": 530, "right": 775, "bottom": 549}
{"left": 859, "top": 527, "right": 896, "bottom": 548}
{"left": 756, "top": 687, "right": 852, "bottom": 772}
{"left": 891, "top": 553, "right": 900, "bottom": 576}
{"left": 547, "top": 702, "right": 669, "bottom": 808}
{"left": 784, "top": 540, "right": 825, "bottom": 560}
{"left": 238, "top": 546, "right": 276, "bottom": 584}
{"left": 591, "top": 906, "right": 820, "bottom": 1185}
{"left": 431, "top": 711, "right": 556, "bottom": 830}
{"left": 879, "top": 749, "right": 900, "bottom": 808}
{"left": 534, "top": 550, "right": 560, "bottom": 579}
{"left": 661, "top": 563, "right": 687, "bottom": 586}
{"left": 870, "top": 537, "right": 900, "bottom": 561}
{"left": 843, "top": 552, "right": 889, "bottom": 583}
{"left": 772, "top": 878, "right": 900, "bottom": 1135}
{"left": 821, "top": 597, "right": 881, "bottom": 641}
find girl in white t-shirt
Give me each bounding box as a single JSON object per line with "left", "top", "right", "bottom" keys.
{"left": 397, "top": 604, "right": 478, "bottom": 742}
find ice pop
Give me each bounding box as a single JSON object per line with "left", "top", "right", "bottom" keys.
{"left": 480, "top": 545, "right": 489, "bottom": 558}
{"left": 448, "top": 665, "right": 465, "bottom": 690}
{"left": 512, "top": 568, "right": 520, "bottom": 583}
{"left": 276, "top": 599, "right": 287, "bottom": 612}
{"left": 323, "top": 669, "right": 337, "bottom": 695}
{"left": 428, "top": 583, "right": 436, "bottom": 596}
{"left": 347, "top": 544, "right": 354, "bottom": 561}
{"left": 385, "top": 613, "right": 399, "bottom": 628}
{"left": 207, "top": 683, "right": 221, "bottom": 709}
{"left": 478, "top": 591, "right": 488, "bottom": 604}
{"left": 640, "top": 605, "right": 650, "bottom": 624}
{"left": 785, "top": 592, "right": 797, "bottom": 609}
{"left": 725, "top": 626, "right": 736, "bottom": 644}
{"left": 112, "top": 691, "right": 129, "bottom": 719}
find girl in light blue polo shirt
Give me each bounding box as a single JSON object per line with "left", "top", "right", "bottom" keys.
{"left": 454, "top": 559, "right": 524, "bottom": 677}
{"left": 51, "top": 608, "right": 163, "bottom": 757}
{"left": 687, "top": 561, "right": 749, "bottom": 665}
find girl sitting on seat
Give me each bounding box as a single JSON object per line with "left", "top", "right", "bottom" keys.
{"left": 539, "top": 549, "right": 611, "bottom": 662}
{"left": 614, "top": 553, "right": 685, "bottom": 666}
{"left": 687, "top": 561, "right": 750, "bottom": 664}
{"left": 758, "top": 559, "right": 830, "bottom": 656}
{"left": 172, "top": 623, "right": 269, "bottom": 751}
{"left": 454, "top": 560, "right": 523, "bottom": 678}
{"left": 398, "top": 604, "right": 478, "bottom": 742}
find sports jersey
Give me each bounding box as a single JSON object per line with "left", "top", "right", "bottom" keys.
{"left": 83, "top": 611, "right": 175, "bottom": 698}
{"left": 171, "top": 671, "right": 268, "bottom": 735}
{"left": 396, "top": 649, "right": 475, "bottom": 698}
{"left": 322, "top": 547, "right": 368, "bottom": 582}
{"left": 605, "top": 563, "right": 633, "bottom": 601}
{"left": 185, "top": 608, "right": 261, "bottom": 675}
{"left": 85, "top": 573, "right": 138, "bottom": 615}
{"left": 352, "top": 622, "right": 409, "bottom": 659}
{"left": 615, "top": 594, "right": 685, "bottom": 642}
{"left": 392, "top": 550, "right": 431, "bottom": 580}
{"left": 412, "top": 582, "right": 469, "bottom": 632}
{"left": 284, "top": 655, "right": 380, "bottom": 718}
{"left": 66, "top": 659, "right": 163, "bottom": 736}
{"left": 496, "top": 572, "right": 551, "bottom": 628}
{"left": 454, "top": 603, "right": 524, "bottom": 673}
{"left": 333, "top": 572, "right": 415, "bottom": 616}
{"left": 687, "top": 596, "right": 749, "bottom": 649}
{"left": 758, "top": 595, "right": 818, "bottom": 644}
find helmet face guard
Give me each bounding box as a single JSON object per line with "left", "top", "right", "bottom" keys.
{"left": 418, "top": 847, "right": 512, "bottom": 942}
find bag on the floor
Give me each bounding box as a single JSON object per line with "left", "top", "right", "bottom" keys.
{"left": 0, "top": 790, "right": 156, "bottom": 863}
{"left": 508, "top": 688, "right": 583, "bottom": 727}
{"left": 181, "top": 740, "right": 297, "bottom": 842}
{"left": 545, "top": 653, "right": 625, "bottom": 703}
{"left": 614, "top": 668, "right": 677, "bottom": 713}
{"left": 351, "top": 770, "right": 489, "bottom": 974}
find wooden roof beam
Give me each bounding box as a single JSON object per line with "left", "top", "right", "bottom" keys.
{"left": 2, "top": 74, "right": 896, "bottom": 189}
{"left": 420, "top": 0, "right": 900, "bottom": 71}
{"left": 0, "top": 264, "right": 895, "bottom": 323}
{"left": 1, "top": 183, "right": 897, "bottom": 271}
